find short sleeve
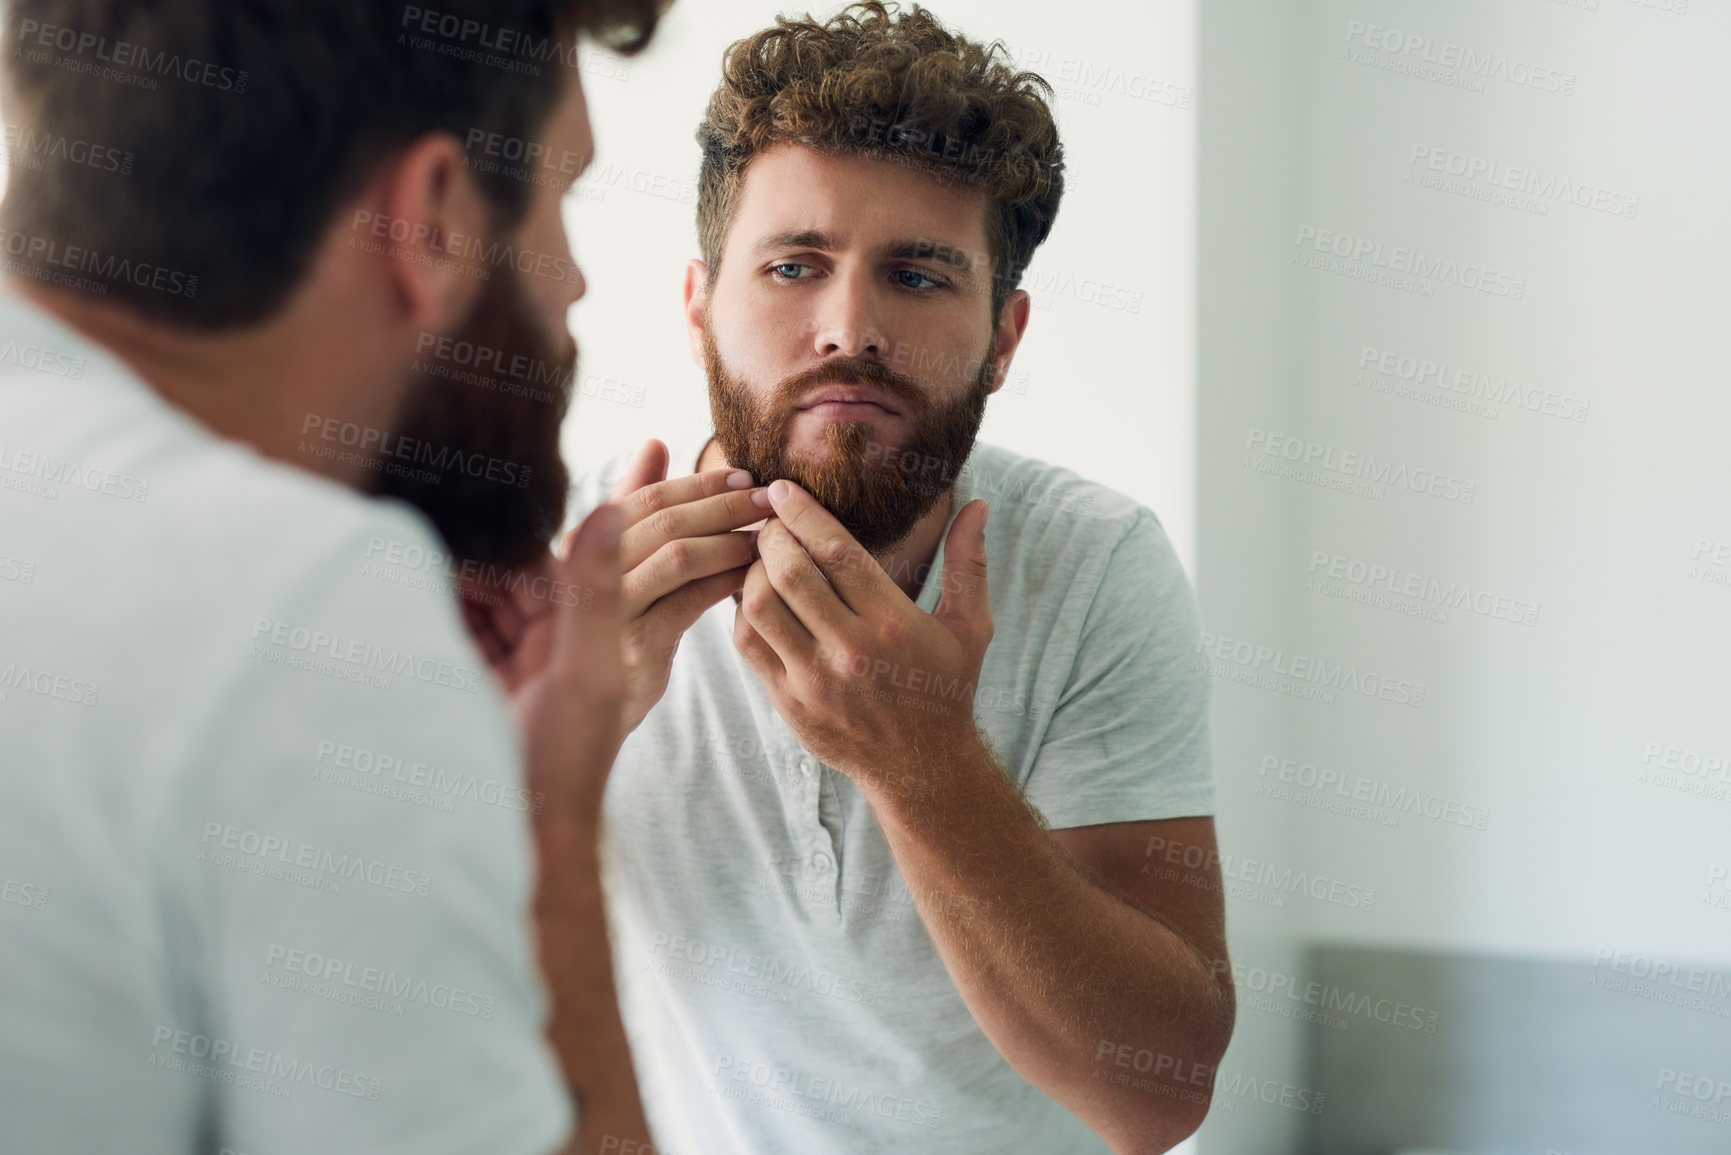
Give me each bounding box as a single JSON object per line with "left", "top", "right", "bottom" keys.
{"left": 155, "top": 508, "right": 572, "bottom": 1155}
{"left": 1022, "top": 510, "right": 1215, "bottom": 829}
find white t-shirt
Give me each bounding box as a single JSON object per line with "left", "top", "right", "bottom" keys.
{"left": 570, "top": 436, "right": 1214, "bottom": 1154}
{"left": 0, "top": 291, "right": 571, "bottom": 1155}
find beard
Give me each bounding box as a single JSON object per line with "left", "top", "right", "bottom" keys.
{"left": 368, "top": 261, "right": 576, "bottom": 569}
{"left": 705, "top": 331, "right": 994, "bottom": 555}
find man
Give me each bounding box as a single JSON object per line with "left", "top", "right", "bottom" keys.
{"left": 0, "top": 2, "right": 667, "bottom": 1152}
{"left": 569, "top": 4, "right": 1236, "bottom": 1152}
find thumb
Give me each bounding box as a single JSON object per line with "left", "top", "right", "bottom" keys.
{"left": 611, "top": 438, "right": 670, "bottom": 501}
{"left": 935, "top": 499, "right": 990, "bottom": 635}
{"left": 549, "top": 503, "right": 624, "bottom": 684}
{"left": 556, "top": 439, "right": 662, "bottom": 559}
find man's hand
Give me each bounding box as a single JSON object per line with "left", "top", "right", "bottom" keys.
{"left": 452, "top": 504, "right": 628, "bottom": 819}
{"left": 733, "top": 479, "right": 994, "bottom": 793}
{"left": 457, "top": 555, "right": 559, "bottom": 697}
{"left": 461, "top": 438, "right": 765, "bottom": 736}
{"left": 608, "top": 439, "right": 767, "bottom": 733}
{"left": 505, "top": 503, "right": 629, "bottom": 827}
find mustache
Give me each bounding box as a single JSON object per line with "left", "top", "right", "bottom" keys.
{"left": 768, "top": 354, "right": 930, "bottom": 415}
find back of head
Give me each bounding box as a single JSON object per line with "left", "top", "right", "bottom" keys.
{"left": 1, "top": 0, "right": 662, "bottom": 330}
{"left": 695, "top": 1, "right": 1065, "bottom": 320}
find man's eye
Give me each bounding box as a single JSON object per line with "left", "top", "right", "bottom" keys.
{"left": 894, "top": 268, "right": 942, "bottom": 290}
{"left": 770, "top": 262, "right": 813, "bottom": 281}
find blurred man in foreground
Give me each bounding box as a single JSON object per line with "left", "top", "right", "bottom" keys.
{"left": 0, "top": 2, "right": 668, "bottom": 1152}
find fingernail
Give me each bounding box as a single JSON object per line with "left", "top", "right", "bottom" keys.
{"left": 726, "top": 470, "right": 755, "bottom": 489}
{"left": 750, "top": 488, "right": 772, "bottom": 509}
{"left": 769, "top": 479, "right": 791, "bottom": 503}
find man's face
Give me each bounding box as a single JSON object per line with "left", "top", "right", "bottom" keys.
{"left": 699, "top": 145, "right": 1010, "bottom": 554}
{"left": 369, "top": 75, "right": 594, "bottom": 567}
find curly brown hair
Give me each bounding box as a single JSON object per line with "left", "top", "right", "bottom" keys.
{"left": 695, "top": 1, "right": 1063, "bottom": 318}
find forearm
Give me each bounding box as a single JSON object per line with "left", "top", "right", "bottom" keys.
{"left": 866, "top": 744, "right": 1233, "bottom": 1152}
{"left": 535, "top": 816, "right": 653, "bottom": 1154}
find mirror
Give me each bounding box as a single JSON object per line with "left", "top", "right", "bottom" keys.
{"left": 564, "top": 2, "right": 1729, "bottom": 1153}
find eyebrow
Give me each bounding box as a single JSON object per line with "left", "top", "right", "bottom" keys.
{"left": 754, "top": 229, "right": 837, "bottom": 256}
{"left": 754, "top": 229, "right": 981, "bottom": 287}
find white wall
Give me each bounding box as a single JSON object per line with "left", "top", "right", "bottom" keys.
{"left": 1198, "top": 1, "right": 1731, "bottom": 1151}
{"left": 561, "top": 0, "right": 1201, "bottom": 566}
{"left": 1193, "top": 3, "right": 1308, "bottom": 1148}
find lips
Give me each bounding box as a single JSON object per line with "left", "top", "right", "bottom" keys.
{"left": 795, "top": 385, "right": 901, "bottom": 417}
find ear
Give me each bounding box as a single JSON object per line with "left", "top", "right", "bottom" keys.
{"left": 986, "top": 288, "right": 1032, "bottom": 396}
{"left": 683, "top": 258, "right": 711, "bottom": 366}
{"left": 373, "top": 133, "right": 490, "bottom": 334}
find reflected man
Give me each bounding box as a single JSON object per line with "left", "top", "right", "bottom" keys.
{"left": 571, "top": 4, "right": 1235, "bottom": 1152}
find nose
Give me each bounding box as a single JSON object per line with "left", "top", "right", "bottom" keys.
{"left": 811, "top": 267, "right": 885, "bottom": 359}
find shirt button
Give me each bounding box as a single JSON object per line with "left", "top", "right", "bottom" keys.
{"left": 799, "top": 757, "right": 816, "bottom": 776}
{"left": 811, "top": 852, "right": 832, "bottom": 872}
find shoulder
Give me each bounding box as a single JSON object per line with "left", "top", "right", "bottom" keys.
{"left": 115, "top": 386, "right": 459, "bottom": 627}
{"left": 960, "top": 441, "right": 1178, "bottom": 567}
{"left": 0, "top": 309, "right": 488, "bottom": 717}
{"left": 0, "top": 297, "right": 519, "bottom": 856}
{"left": 0, "top": 290, "right": 445, "bottom": 591}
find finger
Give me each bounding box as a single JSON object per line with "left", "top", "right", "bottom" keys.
{"left": 553, "top": 439, "right": 682, "bottom": 561}
{"left": 550, "top": 503, "right": 625, "bottom": 689}
{"left": 733, "top": 593, "right": 784, "bottom": 682}
{"left": 611, "top": 439, "right": 670, "bottom": 501}
{"left": 554, "top": 441, "right": 675, "bottom": 561}
{"left": 934, "top": 499, "right": 992, "bottom": 644}
{"left": 621, "top": 485, "right": 769, "bottom": 572}
{"left": 738, "top": 558, "right": 815, "bottom": 669}
{"left": 618, "top": 467, "right": 760, "bottom": 535}
{"left": 755, "top": 517, "right": 853, "bottom": 639}
{"left": 624, "top": 532, "right": 758, "bottom": 619}
{"left": 761, "top": 479, "right": 896, "bottom": 611}
{"left": 636, "top": 564, "right": 750, "bottom": 644}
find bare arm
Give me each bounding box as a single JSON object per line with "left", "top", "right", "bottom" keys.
{"left": 870, "top": 764, "right": 1233, "bottom": 1154}
{"left": 537, "top": 817, "right": 653, "bottom": 1153}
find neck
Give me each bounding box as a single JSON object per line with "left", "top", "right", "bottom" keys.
{"left": 11, "top": 276, "right": 407, "bottom": 491}
{"left": 696, "top": 438, "right": 953, "bottom": 601}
